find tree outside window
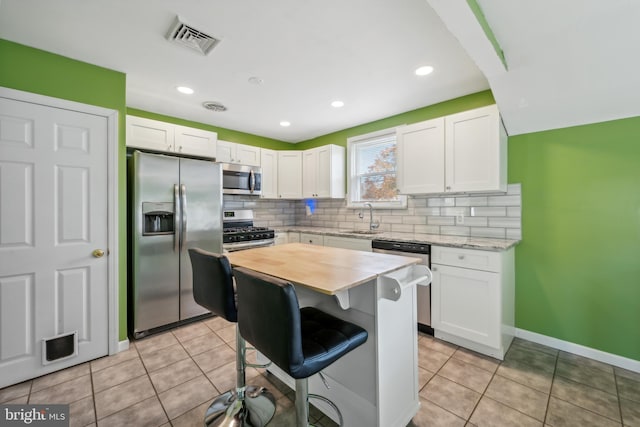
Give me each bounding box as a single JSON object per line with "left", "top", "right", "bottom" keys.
{"left": 348, "top": 129, "right": 407, "bottom": 208}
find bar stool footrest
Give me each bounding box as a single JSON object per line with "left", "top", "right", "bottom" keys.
{"left": 308, "top": 393, "right": 343, "bottom": 427}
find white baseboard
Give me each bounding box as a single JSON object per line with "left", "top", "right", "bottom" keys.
{"left": 117, "top": 339, "right": 130, "bottom": 353}
{"left": 515, "top": 328, "right": 640, "bottom": 373}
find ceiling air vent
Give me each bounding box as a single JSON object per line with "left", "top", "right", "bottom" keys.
{"left": 203, "top": 102, "right": 227, "bottom": 112}
{"left": 166, "top": 16, "right": 220, "bottom": 55}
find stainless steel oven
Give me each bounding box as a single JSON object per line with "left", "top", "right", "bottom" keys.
{"left": 372, "top": 239, "right": 432, "bottom": 333}
{"left": 222, "top": 209, "right": 274, "bottom": 252}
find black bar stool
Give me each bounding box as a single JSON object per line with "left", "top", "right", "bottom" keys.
{"left": 233, "top": 267, "right": 368, "bottom": 427}
{"left": 189, "top": 248, "right": 276, "bottom": 427}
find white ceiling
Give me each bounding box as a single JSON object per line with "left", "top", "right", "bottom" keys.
{"left": 430, "top": 0, "right": 640, "bottom": 136}
{"left": 3, "top": 1, "right": 638, "bottom": 142}
{"left": 0, "top": 0, "right": 489, "bottom": 143}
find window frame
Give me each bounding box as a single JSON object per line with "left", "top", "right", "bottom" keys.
{"left": 346, "top": 127, "right": 407, "bottom": 209}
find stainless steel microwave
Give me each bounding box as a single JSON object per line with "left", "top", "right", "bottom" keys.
{"left": 221, "top": 163, "right": 262, "bottom": 195}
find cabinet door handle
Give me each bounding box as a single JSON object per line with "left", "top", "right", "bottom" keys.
{"left": 458, "top": 255, "right": 465, "bottom": 260}
{"left": 446, "top": 186, "right": 451, "bottom": 190}
{"left": 432, "top": 267, "right": 437, "bottom": 272}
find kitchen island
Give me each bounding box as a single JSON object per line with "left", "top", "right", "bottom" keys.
{"left": 227, "top": 243, "right": 431, "bottom": 427}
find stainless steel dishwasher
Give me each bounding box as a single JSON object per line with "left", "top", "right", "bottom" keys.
{"left": 372, "top": 239, "right": 432, "bottom": 334}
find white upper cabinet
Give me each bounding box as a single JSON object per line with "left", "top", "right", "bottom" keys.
{"left": 126, "top": 116, "right": 175, "bottom": 152}
{"left": 174, "top": 125, "right": 217, "bottom": 158}
{"left": 397, "top": 105, "right": 506, "bottom": 194}
{"left": 302, "top": 144, "right": 345, "bottom": 198}
{"left": 445, "top": 105, "right": 506, "bottom": 193}
{"left": 216, "top": 140, "right": 261, "bottom": 166}
{"left": 260, "top": 148, "right": 279, "bottom": 199}
{"left": 277, "top": 151, "right": 303, "bottom": 199}
{"left": 126, "top": 116, "right": 217, "bottom": 159}
{"left": 397, "top": 117, "right": 445, "bottom": 194}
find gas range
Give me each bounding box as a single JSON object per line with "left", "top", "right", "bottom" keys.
{"left": 222, "top": 210, "right": 275, "bottom": 251}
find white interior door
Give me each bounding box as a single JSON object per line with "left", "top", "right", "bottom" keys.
{"left": 0, "top": 97, "right": 109, "bottom": 388}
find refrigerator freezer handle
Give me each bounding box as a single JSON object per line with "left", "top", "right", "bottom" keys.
{"left": 181, "top": 184, "right": 187, "bottom": 251}
{"left": 174, "top": 184, "right": 180, "bottom": 253}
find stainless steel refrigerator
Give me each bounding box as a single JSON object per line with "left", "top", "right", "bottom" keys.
{"left": 131, "top": 151, "right": 222, "bottom": 338}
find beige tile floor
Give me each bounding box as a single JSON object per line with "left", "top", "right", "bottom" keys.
{"left": 1, "top": 316, "right": 639, "bottom": 426}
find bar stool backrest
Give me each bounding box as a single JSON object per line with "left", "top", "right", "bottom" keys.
{"left": 234, "top": 267, "right": 304, "bottom": 376}
{"left": 188, "top": 248, "right": 237, "bottom": 322}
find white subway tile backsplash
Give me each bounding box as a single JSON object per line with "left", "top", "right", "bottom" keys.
{"left": 414, "top": 207, "right": 441, "bottom": 216}
{"left": 488, "top": 195, "right": 520, "bottom": 206}
{"left": 427, "top": 216, "right": 456, "bottom": 226}
{"left": 380, "top": 215, "right": 403, "bottom": 224}
{"left": 471, "top": 206, "right": 507, "bottom": 217}
{"left": 427, "top": 197, "right": 455, "bottom": 207}
{"left": 459, "top": 216, "right": 488, "bottom": 227}
{"left": 402, "top": 216, "right": 427, "bottom": 225}
{"left": 414, "top": 225, "right": 441, "bottom": 234}
{"left": 488, "top": 217, "right": 520, "bottom": 228}
{"left": 470, "top": 227, "right": 506, "bottom": 238}
{"left": 455, "top": 196, "right": 488, "bottom": 207}
{"left": 507, "top": 183, "right": 521, "bottom": 195}
{"left": 440, "top": 226, "right": 470, "bottom": 236}
{"left": 391, "top": 223, "right": 415, "bottom": 233}
{"left": 441, "top": 207, "right": 470, "bottom": 217}
{"left": 229, "top": 183, "right": 522, "bottom": 242}
{"left": 506, "top": 229, "right": 522, "bottom": 240}
{"left": 507, "top": 206, "right": 521, "bottom": 217}
{"left": 408, "top": 197, "right": 427, "bottom": 208}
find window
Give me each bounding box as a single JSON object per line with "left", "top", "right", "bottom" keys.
{"left": 347, "top": 128, "right": 407, "bottom": 208}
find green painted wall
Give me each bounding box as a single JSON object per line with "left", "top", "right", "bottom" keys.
{"left": 127, "top": 108, "right": 292, "bottom": 150}
{"left": 0, "top": 39, "right": 130, "bottom": 342}
{"left": 296, "top": 90, "right": 495, "bottom": 150}
{"left": 509, "top": 117, "right": 640, "bottom": 361}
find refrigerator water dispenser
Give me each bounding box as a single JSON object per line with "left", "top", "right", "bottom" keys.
{"left": 142, "top": 202, "right": 174, "bottom": 235}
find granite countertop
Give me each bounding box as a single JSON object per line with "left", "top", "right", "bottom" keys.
{"left": 275, "top": 226, "right": 519, "bottom": 251}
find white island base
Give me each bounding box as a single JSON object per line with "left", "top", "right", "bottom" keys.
{"left": 256, "top": 267, "right": 426, "bottom": 427}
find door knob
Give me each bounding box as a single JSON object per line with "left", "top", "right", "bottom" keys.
{"left": 92, "top": 249, "right": 105, "bottom": 258}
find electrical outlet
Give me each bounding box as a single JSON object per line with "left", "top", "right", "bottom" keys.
{"left": 456, "top": 213, "right": 464, "bottom": 224}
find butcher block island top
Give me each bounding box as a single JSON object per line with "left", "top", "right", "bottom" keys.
{"left": 227, "top": 242, "right": 420, "bottom": 295}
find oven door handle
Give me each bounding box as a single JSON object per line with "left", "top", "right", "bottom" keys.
{"left": 223, "top": 239, "right": 275, "bottom": 252}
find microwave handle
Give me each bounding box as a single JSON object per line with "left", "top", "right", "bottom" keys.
{"left": 249, "top": 169, "right": 255, "bottom": 194}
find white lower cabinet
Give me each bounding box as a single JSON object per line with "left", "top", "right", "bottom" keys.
{"left": 274, "top": 232, "right": 288, "bottom": 245}
{"left": 323, "top": 235, "right": 371, "bottom": 252}
{"left": 299, "top": 233, "right": 324, "bottom": 245}
{"left": 287, "top": 232, "right": 301, "bottom": 243}
{"left": 431, "top": 245, "right": 514, "bottom": 359}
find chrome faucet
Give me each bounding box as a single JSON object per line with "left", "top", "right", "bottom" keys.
{"left": 359, "top": 203, "right": 380, "bottom": 231}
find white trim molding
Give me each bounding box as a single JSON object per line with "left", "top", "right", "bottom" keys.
{"left": 516, "top": 328, "right": 640, "bottom": 373}
{"left": 118, "top": 339, "right": 130, "bottom": 353}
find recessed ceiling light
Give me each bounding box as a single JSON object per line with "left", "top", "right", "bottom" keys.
{"left": 415, "top": 66, "right": 434, "bottom": 76}
{"left": 176, "top": 86, "right": 194, "bottom": 94}
{"left": 280, "top": 121, "right": 291, "bottom": 127}
{"left": 331, "top": 100, "right": 344, "bottom": 108}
